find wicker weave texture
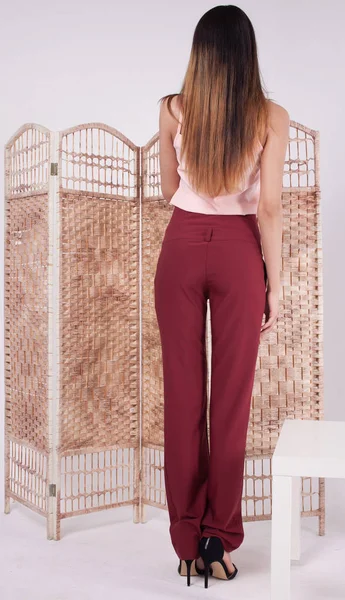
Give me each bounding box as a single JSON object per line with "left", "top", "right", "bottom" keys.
{"left": 4, "top": 125, "right": 51, "bottom": 516}
{"left": 57, "top": 126, "right": 140, "bottom": 528}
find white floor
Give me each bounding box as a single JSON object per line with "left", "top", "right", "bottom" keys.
{"left": 1, "top": 479, "right": 345, "bottom": 600}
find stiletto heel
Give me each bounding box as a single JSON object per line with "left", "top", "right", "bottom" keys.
{"left": 177, "top": 558, "right": 196, "bottom": 585}
{"left": 198, "top": 536, "right": 238, "bottom": 586}
{"left": 204, "top": 560, "right": 210, "bottom": 588}
{"left": 186, "top": 559, "right": 193, "bottom": 586}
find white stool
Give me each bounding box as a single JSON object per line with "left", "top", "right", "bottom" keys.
{"left": 271, "top": 418, "right": 345, "bottom": 600}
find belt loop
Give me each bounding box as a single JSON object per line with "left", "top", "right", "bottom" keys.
{"left": 205, "top": 227, "right": 213, "bottom": 242}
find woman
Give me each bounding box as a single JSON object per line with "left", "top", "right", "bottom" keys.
{"left": 154, "top": 4, "right": 289, "bottom": 588}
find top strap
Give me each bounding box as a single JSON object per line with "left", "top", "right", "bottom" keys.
{"left": 176, "top": 105, "right": 183, "bottom": 135}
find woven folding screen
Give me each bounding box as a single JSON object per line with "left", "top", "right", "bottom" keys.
{"left": 4, "top": 123, "right": 141, "bottom": 539}
{"left": 4, "top": 119, "right": 324, "bottom": 540}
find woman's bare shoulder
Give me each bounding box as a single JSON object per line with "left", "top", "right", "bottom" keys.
{"left": 171, "top": 93, "right": 183, "bottom": 119}
{"left": 266, "top": 99, "right": 290, "bottom": 133}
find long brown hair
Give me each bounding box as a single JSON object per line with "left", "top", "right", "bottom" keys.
{"left": 159, "top": 5, "right": 269, "bottom": 197}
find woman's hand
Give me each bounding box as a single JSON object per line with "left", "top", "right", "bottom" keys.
{"left": 261, "top": 288, "right": 280, "bottom": 336}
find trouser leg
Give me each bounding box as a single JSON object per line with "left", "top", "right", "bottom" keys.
{"left": 154, "top": 236, "right": 209, "bottom": 559}
{"left": 200, "top": 234, "right": 266, "bottom": 552}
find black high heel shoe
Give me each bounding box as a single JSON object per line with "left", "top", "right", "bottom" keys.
{"left": 177, "top": 558, "right": 213, "bottom": 585}
{"left": 198, "top": 536, "right": 238, "bottom": 588}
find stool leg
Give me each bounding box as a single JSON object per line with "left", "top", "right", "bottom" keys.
{"left": 271, "top": 475, "right": 292, "bottom": 600}
{"left": 291, "top": 476, "right": 301, "bottom": 560}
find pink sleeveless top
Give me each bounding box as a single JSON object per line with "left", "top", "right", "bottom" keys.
{"left": 169, "top": 108, "right": 263, "bottom": 215}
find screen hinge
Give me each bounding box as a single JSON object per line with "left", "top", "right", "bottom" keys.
{"left": 50, "top": 162, "right": 58, "bottom": 176}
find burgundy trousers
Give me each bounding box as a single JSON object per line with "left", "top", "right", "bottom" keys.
{"left": 154, "top": 206, "right": 267, "bottom": 560}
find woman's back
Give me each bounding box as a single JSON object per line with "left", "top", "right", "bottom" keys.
{"left": 169, "top": 97, "right": 265, "bottom": 215}
{"left": 163, "top": 95, "right": 289, "bottom": 219}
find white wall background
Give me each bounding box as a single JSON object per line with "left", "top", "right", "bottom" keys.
{"left": 0, "top": 0, "right": 344, "bottom": 518}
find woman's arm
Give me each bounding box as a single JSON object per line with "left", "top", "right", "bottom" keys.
{"left": 257, "top": 100, "right": 290, "bottom": 336}
{"left": 159, "top": 97, "right": 181, "bottom": 201}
